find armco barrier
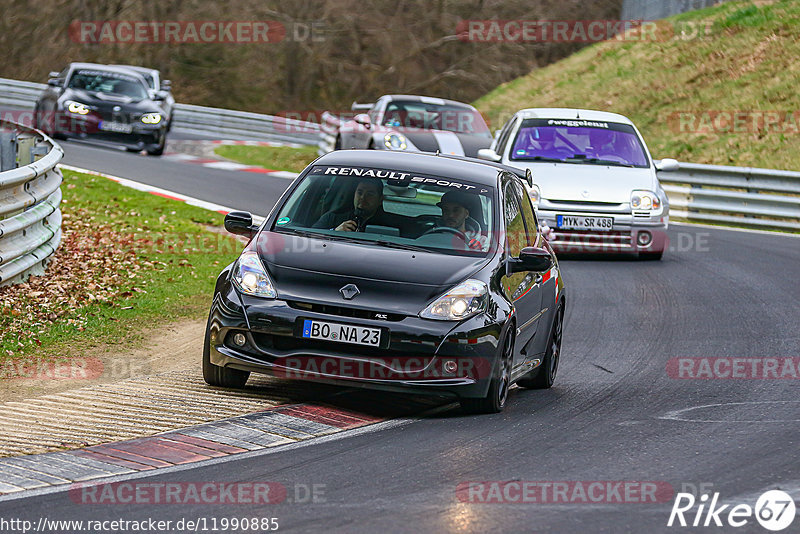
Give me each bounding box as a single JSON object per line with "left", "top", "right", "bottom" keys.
{"left": 0, "top": 120, "right": 64, "bottom": 286}
{"left": 658, "top": 162, "right": 800, "bottom": 232}
{"left": 0, "top": 77, "right": 320, "bottom": 146}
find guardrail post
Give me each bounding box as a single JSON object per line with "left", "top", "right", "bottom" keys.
{"left": 0, "top": 131, "right": 17, "bottom": 171}
{"left": 16, "top": 133, "right": 36, "bottom": 166}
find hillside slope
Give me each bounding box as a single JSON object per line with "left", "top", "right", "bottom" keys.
{"left": 475, "top": 0, "right": 800, "bottom": 171}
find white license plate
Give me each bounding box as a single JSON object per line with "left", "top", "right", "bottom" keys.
{"left": 556, "top": 215, "right": 613, "bottom": 231}
{"left": 301, "top": 319, "right": 381, "bottom": 347}
{"left": 99, "top": 121, "right": 132, "bottom": 133}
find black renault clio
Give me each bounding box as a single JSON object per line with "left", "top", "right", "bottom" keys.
{"left": 204, "top": 150, "right": 565, "bottom": 413}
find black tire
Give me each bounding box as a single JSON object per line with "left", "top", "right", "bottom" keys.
{"left": 147, "top": 133, "right": 166, "bottom": 156}
{"left": 639, "top": 250, "right": 664, "bottom": 261}
{"left": 202, "top": 314, "right": 250, "bottom": 388}
{"left": 460, "top": 330, "right": 514, "bottom": 414}
{"left": 518, "top": 303, "right": 563, "bottom": 389}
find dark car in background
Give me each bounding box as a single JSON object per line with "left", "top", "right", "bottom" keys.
{"left": 34, "top": 63, "right": 170, "bottom": 155}
{"left": 203, "top": 150, "right": 565, "bottom": 414}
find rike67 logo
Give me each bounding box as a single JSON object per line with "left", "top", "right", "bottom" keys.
{"left": 668, "top": 490, "right": 796, "bottom": 531}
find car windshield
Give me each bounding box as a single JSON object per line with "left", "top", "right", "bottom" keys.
{"left": 510, "top": 118, "right": 650, "bottom": 167}
{"left": 67, "top": 69, "right": 149, "bottom": 100}
{"left": 273, "top": 165, "right": 496, "bottom": 256}
{"left": 381, "top": 101, "right": 491, "bottom": 136}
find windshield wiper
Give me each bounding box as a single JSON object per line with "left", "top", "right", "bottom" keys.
{"left": 516, "top": 156, "right": 565, "bottom": 163}
{"left": 569, "top": 156, "right": 635, "bottom": 168}
{"left": 374, "top": 240, "right": 430, "bottom": 253}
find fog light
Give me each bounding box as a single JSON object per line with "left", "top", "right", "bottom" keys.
{"left": 233, "top": 333, "right": 247, "bottom": 346}
{"left": 444, "top": 360, "right": 458, "bottom": 374}
{"left": 637, "top": 231, "right": 652, "bottom": 247}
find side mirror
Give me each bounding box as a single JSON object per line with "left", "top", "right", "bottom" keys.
{"left": 655, "top": 158, "right": 679, "bottom": 172}
{"left": 48, "top": 71, "right": 59, "bottom": 78}
{"left": 509, "top": 246, "right": 553, "bottom": 273}
{"left": 160, "top": 80, "right": 171, "bottom": 91}
{"left": 47, "top": 78, "right": 61, "bottom": 87}
{"left": 354, "top": 113, "right": 371, "bottom": 128}
{"left": 224, "top": 211, "right": 258, "bottom": 236}
{"left": 477, "top": 148, "right": 501, "bottom": 162}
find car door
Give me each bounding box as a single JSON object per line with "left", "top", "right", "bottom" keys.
{"left": 500, "top": 175, "right": 543, "bottom": 371}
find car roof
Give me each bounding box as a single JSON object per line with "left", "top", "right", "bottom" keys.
{"left": 380, "top": 95, "right": 478, "bottom": 110}
{"left": 314, "top": 150, "right": 515, "bottom": 187}
{"left": 513, "top": 107, "right": 635, "bottom": 125}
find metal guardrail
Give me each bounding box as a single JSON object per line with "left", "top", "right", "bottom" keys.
{"left": 658, "top": 162, "right": 800, "bottom": 231}
{"left": 0, "top": 120, "right": 64, "bottom": 286}
{"left": 0, "top": 77, "right": 320, "bottom": 146}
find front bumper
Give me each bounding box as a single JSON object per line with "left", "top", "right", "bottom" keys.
{"left": 538, "top": 208, "right": 668, "bottom": 254}
{"left": 207, "top": 281, "right": 503, "bottom": 399}
{"left": 58, "top": 113, "right": 165, "bottom": 150}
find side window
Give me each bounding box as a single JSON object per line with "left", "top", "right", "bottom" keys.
{"left": 495, "top": 118, "right": 518, "bottom": 158}
{"left": 512, "top": 178, "right": 538, "bottom": 246}
{"left": 503, "top": 181, "right": 525, "bottom": 257}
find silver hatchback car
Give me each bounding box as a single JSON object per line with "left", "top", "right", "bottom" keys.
{"left": 479, "top": 108, "right": 677, "bottom": 259}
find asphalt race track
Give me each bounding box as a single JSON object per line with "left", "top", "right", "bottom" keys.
{"left": 3, "top": 138, "right": 799, "bottom": 533}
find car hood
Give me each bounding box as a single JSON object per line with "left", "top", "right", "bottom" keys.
{"left": 255, "top": 232, "right": 487, "bottom": 314}
{"left": 522, "top": 162, "right": 658, "bottom": 203}
{"left": 376, "top": 128, "right": 491, "bottom": 157}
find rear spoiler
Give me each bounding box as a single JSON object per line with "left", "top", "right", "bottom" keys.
{"left": 351, "top": 101, "right": 374, "bottom": 112}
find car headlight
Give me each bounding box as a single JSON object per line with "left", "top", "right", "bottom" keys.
{"left": 141, "top": 113, "right": 162, "bottom": 124}
{"left": 420, "top": 279, "right": 487, "bottom": 321}
{"left": 66, "top": 101, "right": 90, "bottom": 115}
{"left": 528, "top": 184, "right": 541, "bottom": 207}
{"left": 384, "top": 133, "right": 408, "bottom": 150}
{"left": 631, "top": 190, "right": 661, "bottom": 211}
{"left": 232, "top": 251, "right": 277, "bottom": 298}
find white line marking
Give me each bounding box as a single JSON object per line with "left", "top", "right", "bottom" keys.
{"left": 659, "top": 400, "right": 800, "bottom": 423}
{"left": 58, "top": 164, "right": 266, "bottom": 224}
{"left": 202, "top": 161, "right": 250, "bottom": 171}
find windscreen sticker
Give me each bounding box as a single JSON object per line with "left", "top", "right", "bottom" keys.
{"left": 311, "top": 166, "right": 490, "bottom": 193}
{"left": 276, "top": 217, "right": 290, "bottom": 225}
{"left": 547, "top": 119, "right": 609, "bottom": 128}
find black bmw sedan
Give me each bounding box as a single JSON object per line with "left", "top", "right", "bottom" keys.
{"left": 204, "top": 150, "right": 565, "bottom": 413}
{"left": 34, "top": 63, "right": 170, "bottom": 155}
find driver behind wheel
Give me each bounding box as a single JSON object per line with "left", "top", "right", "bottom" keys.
{"left": 435, "top": 191, "right": 487, "bottom": 251}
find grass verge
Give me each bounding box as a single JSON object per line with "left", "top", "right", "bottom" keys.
{"left": 0, "top": 169, "right": 242, "bottom": 361}
{"left": 474, "top": 0, "right": 800, "bottom": 171}
{"left": 214, "top": 144, "right": 318, "bottom": 173}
